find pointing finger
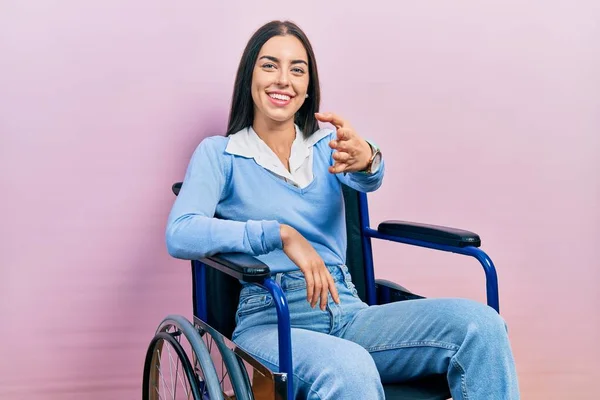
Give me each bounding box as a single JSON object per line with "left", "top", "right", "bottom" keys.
{"left": 315, "top": 112, "right": 346, "bottom": 129}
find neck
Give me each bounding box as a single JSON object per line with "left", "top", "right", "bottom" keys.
{"left": 252, "top": 116, "right": 296, "bottom": 154}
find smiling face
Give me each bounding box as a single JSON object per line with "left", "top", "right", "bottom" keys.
{"left": 251, "top": 35, "right": 310, "bottom": 128}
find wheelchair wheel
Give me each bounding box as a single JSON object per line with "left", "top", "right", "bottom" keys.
{"left": 144, "top": 316, "right": 225, "bottom": 400}
{"left": 194, "top": 319, "right": 253, "bottom": 400}
{"left": 143, "top": 331, "right": 203, "bottom": 399}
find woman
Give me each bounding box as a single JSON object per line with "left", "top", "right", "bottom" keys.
{"left": 166, "top": 20, "right": 519, "bottom": 400}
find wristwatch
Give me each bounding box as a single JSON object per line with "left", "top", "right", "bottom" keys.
{"left": 361, "top": 140, "right": 382, "bottom": 174}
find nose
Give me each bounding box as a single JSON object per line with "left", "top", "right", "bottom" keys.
{"left": 276, "top": 69, "right": 290, "bottom": 87}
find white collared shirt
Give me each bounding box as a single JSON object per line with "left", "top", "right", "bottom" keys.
{"left": 225, "top": 125, "right": 331, "bottom": 188}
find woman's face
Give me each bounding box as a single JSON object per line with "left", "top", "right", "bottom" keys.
{"left": 251, "top": 35, "right": 310, "bottom": 126}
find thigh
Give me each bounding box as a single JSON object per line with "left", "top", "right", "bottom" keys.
{"left": 234, "top": 324, "right": 383, "bottom": 399}
{"left": 339, "top": 298, "right": 504, "bottom": 383}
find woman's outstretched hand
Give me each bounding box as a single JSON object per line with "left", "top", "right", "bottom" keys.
{"left": 315, "top": 112, "right": 373, "bottom": 174}
{"left": 280, "top": 224, "right": 340, "bottom": 310}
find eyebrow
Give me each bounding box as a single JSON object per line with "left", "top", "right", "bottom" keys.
{"left": 258, "top": 55, "right": 308, "bottom": 66}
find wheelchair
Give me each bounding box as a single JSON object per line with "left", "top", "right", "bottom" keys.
{"left": 142, "top": 182, "right": 501, "bottom": 400}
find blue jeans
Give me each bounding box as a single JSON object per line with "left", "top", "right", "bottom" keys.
{"left": 232, "top": 265, "right": 519, "bottom": 399}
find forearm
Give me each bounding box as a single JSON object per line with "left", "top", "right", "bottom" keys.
{"left": 166, "top": 214, "right": 282, "bottom": 259}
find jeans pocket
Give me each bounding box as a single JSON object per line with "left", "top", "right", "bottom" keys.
{"left": 237, "top": 293, "right": 273, "bottom": 317}
{"left": 282, "top": 272, "right": 307, "bottom": 292}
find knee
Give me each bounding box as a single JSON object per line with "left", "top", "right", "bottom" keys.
{"left": 311, "top": 342, "right": 383, "bottom": 399}
{"left": 454, "top": 299, "right": 509, "bottom": 343}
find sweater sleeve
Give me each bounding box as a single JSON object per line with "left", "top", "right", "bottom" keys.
{"left": 165, "top": 137, "right": 283, "bottom": 260}
{"left": 326, "top": 130, "right": 385, "bottom": 193}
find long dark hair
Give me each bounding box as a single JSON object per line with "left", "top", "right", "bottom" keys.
{"left": 225, "top": 21, "right": 321, "bottom": 138}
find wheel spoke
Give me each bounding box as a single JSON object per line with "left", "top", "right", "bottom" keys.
{"left": 172, "top": 327, "right": 191, "bottom": 399}
{"left": 167, "top": 344, "right": 176, "bottom": 397}
{"left": 156, "top": 357, "right": 174, "bottom": 398}
{"left": 173, "top": 352, "right": 180, "bottom": 399}
{"left": 154, "top": 385, "right": 164, "bottom": 400}
{"left": 221, "top": 358, "right": 227, "bottom": 390}
{"left": 206, "top": 335, "right": 213, "bottom": 354}
{"left": 175, "top": 356, "right": 191, "bottom": 398}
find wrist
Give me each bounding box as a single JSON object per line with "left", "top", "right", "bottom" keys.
{"left": 360, "top": 139, "right": 373, "bottom": 171}
{"left": 358, "top": 139, "right": 382, "bottom": 174}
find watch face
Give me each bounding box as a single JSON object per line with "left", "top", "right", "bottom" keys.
{"left": 371, "top": 152, "right": 382, "bottom": 173}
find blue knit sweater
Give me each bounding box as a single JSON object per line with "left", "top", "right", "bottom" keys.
{"left": 166, "top": 129, "right": 385, "bottom": 273}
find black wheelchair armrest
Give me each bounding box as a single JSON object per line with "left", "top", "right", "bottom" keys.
{"left": 375, "top": 279, "right": 425, "bottom": 304}
{"left": 172, "top": 182, "right": 182, "bottom": 196}
{"left": 377, "top": 220, "right": 481, "bottom": 248}
{"left": 200, "top": 253, "right": 271, "bottom": 283}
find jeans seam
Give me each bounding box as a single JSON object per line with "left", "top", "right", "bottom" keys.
{"left": 365, "top": 340, "right": 460, "bottom": 353}
{"left": 451, "top": 357, "right": 469, "bottom": 400}
{"left": 299, "top": 375, "right": 325, "bottom": 400}
{"left": 237, "top": 297, "right": 274, "bottom": 316}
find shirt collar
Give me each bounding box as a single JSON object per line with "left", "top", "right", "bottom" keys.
{"left": 225, "top": 125, "right": 331, "bottom": 166}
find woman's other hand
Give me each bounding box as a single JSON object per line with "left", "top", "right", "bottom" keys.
{"left": 315, "top": 112, "right": 373, "bottom": 174}
{"left": 280, "top": 224, "right": 340, "bottom": 310}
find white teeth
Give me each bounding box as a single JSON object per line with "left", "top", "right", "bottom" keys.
{"left": 269, "top": 93, "right": 291, "bottom": 101}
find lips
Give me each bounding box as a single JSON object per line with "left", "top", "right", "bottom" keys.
{"left": 266, "top": 91, "right": 294, "bottom": 106}
{"left": 270, "top": 93, "right": 290, "bottom": 101}
{"left": 268, "top": 92, "right": 293, "bottom": 101}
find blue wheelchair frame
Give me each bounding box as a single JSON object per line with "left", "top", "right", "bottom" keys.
{"left": 192, "top": 192, "right": 500, "bottom": 400}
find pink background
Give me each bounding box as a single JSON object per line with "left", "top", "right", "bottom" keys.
{"left": 1, "top": 1, "right": 599, "bottom": 398}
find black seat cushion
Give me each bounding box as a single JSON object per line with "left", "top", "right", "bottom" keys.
{"left": 383, "top": 374, "right": 450, "bottom": 400}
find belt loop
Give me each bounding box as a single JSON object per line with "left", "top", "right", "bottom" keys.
{"left": 275, "top": 272, "right": 283, "bottom": 287}
{"left": 328, "top": 265, "right": 345, "bottom": 282}
{"left": 338, "top": 264, "right": 348, "bottom": 281}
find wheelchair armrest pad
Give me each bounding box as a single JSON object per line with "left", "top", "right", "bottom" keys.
{"left": 377, "top": 220, "right": 481, "bottom": 248}
{"left": 172, "top": 182, "right": 182, "bottom": 196}
{"left": 375, "top": 279, "right": 425, "bottom": 302}
{"left": 201, "top": 253, "right": 271, "bottom": 282}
